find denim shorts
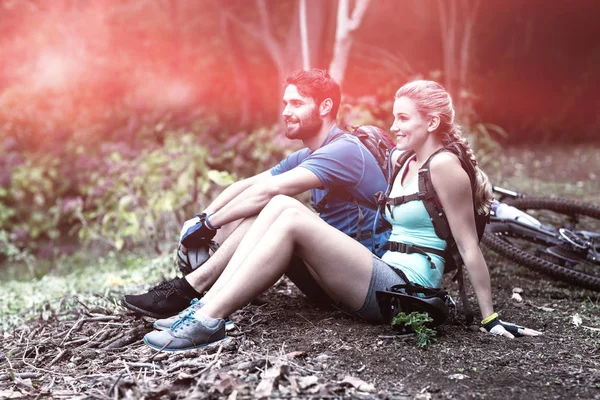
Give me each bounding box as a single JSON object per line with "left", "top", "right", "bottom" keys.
{"left": 285, "top": 255, "right": 407, "bottom": 324}
{"left": 341, "top": 255, "right": 407, "bottom": 323}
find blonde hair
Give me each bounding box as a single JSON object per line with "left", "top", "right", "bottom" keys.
{"left": 395, "top": 80, "right": 492, "bottom": 214}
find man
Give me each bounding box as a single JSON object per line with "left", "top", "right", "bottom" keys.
{"left": 121, "top": 69, "right": 390, "bottom": 320}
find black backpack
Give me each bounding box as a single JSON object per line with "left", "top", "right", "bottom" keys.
{"left": 313, "top": 125, "right": 395, "bottom": 240}
{"left": 337, "top": 125, "right": 396, "bottom": 178}
{"left": 376, "top": 145, "right": 490, "bottom": 324}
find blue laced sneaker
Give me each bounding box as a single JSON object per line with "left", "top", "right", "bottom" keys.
{"left": 153, "top": 298, "right": 235, "bottom": 331}
{"left": 143, "top": 315, "right": 226, "bottom": 352}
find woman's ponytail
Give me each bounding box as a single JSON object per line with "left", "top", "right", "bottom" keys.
{"left": 443, "top": 125, "right": 493, "bottom": 215}
{"left": 395, "top": 80, "right": 493, "bottom": 214}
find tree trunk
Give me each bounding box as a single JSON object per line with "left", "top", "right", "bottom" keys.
{"left": 328, "top": 0, "right": 370, "bottom": 86}
{"left": 299, "top": 0, "right": 310, "bottom": 70}
{"left": 220, "top": 13, "right": 252, "bottom": 128}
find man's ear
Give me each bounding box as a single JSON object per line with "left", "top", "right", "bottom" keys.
{"left": 428, "top": 114, "right": 441, "bottom": 132}
{"left": 320, "top": 98, "right": 333, "bottom": 117}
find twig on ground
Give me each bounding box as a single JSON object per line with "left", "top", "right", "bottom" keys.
{"left": 295, "top": 313, "right": 315, "bottom": 327}
{"left": 166, "top": 360, "right": 207, "bottom": 374}
{"left": 125, "top": 362, "right": 165, "bottom": 371}
{"left": 0, "top": 371, "right": 42, "bottom": 381}
{"left": 194, "top": 343, "right": 224, "bottom": 377}
{"left": 61, "top": 316, "right": 85, "bottom": 345}
{"left": 47, "top": 348, "right": 68, "bottom": 367}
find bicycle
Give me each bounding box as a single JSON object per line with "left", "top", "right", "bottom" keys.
{"left": 482, "top": 187, "right": 600, "bottom": 291}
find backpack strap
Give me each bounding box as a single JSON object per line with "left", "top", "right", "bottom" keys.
{"left": 383, "top": 147, "right": 477, "bottom": 325}
{"left": 315, "top": 131, "right": 392, "bottom": 242}
{"left": 382, "top": 240, "right": 444, "bottom": 270}
{"left": 417, "top": 148, "right": 453, "bottom": 240}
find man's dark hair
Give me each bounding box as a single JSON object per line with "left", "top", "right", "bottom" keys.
{"left": 285, "top": 69, "right": 341, "bottom": 118}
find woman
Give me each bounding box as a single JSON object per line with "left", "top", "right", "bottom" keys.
{"left": 144, "top": 80, "right": 541, "bottom": 351}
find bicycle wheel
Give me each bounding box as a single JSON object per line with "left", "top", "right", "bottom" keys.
{"left": 482, "top": 196, "right": 600, "bottom": 291}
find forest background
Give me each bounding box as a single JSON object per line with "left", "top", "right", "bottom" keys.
{"left": 0, "top": 0, "right": 599, "bottom": 284}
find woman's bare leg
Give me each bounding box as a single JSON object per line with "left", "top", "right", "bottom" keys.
{"left": 202, "top": 195, "right": 320, "bottom": 301}
{"left": 200, "top": 195, "right": 374, "bottom": 319}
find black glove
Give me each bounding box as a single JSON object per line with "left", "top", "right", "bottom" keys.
{"left": 176, "top": 241, "right": 220, "bottom": 275}
{"left": 180, "top": 214, "right": 218, "bottom": 248}
{"left": 482, "top": 313, "right": 542, "bottom": 338}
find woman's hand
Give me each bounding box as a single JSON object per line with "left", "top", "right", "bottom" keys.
{"left": 481, "top": 313, "right": 543, "bottom": 338}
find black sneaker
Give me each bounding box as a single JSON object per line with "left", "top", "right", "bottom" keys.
{"left": 121, "top": 278, "right": 197, "bottom": 318}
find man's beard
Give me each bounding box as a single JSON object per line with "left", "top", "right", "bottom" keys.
{"left": 285, "top": 108, "right": 323, "bottom": 140}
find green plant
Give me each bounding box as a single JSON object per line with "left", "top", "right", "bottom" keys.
{"left": 391, "top": 311, "right": 437, "bottom": 348}
{"left": 0, "top": 230, "right": 36, "bottom": 276}
{"left": 466, "top": 122, "right": 508, "bottom": 175}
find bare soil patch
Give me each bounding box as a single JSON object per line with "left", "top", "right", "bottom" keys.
{"left": 1, "top": 265, "right": 599, "bottom": 399}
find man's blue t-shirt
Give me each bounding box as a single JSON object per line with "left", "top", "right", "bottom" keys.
{"left": 270, "top": 125, "right": 391, "bottom": 255}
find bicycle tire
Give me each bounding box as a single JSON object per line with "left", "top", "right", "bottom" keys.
{"left": 483, "top": 196, "right": 600, "bottom": 291}
{"left": 505, "top": 197, "right": 600, "bottom": 220}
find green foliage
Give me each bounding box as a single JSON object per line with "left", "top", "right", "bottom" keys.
{"left": 0, "top": 251, "right": 177, "bottom": 333}
{"left": 0, "top": 123, "right": 294, "bottom": 276}
{"left": 0, "top": 230, "right": 36, "bottom": 275}
{"left": 338, "top": 97, "right": 394, "bottom": 135}
{"left": 208, "top": 125, "right": 298, "bottom": 178}
{"left": 465, "top": 122, "right": 508, "bottom": 174}
{"left": 391, "top": 311, "right": 437, "bottom": 348}
{"left": 75, "top": 132, "right": 234, "bottom": 253}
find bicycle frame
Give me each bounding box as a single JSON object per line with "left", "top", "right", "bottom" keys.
{"left": 489, "top": 187, "right": 599, "bottom": 264}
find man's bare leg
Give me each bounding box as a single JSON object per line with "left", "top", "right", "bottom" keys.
{"left": 184, "top": 216, "right": 256, "bottom": 292}
{"left": 121, "top": 216, "right": 256, "bottom": 317}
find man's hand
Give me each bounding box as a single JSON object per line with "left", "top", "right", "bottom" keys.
{"left": 180, "top": 213, "right": 218, "bottom": 248}
{"left": 481, "top": 313, "right": 543, "bottom": 338}
{"left": 179, "top": 213, "right": 205, "bottom": 243}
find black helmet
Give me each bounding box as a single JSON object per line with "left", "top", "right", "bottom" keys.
{"left": 376, "top": 284, "right": 450, "bottom": 331}
{"left": 176, "top": 241, "right": 219, "bottom": 275}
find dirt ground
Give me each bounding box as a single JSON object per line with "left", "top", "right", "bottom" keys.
{"left": 1, "top": 258, "right": 599, "bottom": 400}
{"left": 1, "top": 144, "right": 599, "bottom": 399}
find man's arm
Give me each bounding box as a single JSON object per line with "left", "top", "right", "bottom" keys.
{"left": 203, "top": 171, "right": 273, "bottom": 215}
{"left": 207, "top": 167, "right": 321, "bottom": 227}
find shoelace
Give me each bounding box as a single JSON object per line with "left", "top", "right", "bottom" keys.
{"left": 151, "top": 279, "right": 178, "bottom": 297}
{"left": 171, "top": 314, "right": 197, "bottom": 331}
{"left": 177, "top": 298, "right": 201, "bottom": 318}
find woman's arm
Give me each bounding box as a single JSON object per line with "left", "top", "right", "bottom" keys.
{"left": 428, "top": 153, "right": 495, "bottom": 319}
{"left": 430, "top": 153, "right": 542, "bottom": 338}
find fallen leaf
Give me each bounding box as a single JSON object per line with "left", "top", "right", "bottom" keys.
{"left": 14, "top": 377, "right": 34, "bottom": 390}
{"left": 176, "top": 372, "right": 194, "bottom": 380}
{"left": 213, "top": 373, "right": 236, "bottom": 395}
{"left": 511, "top": 293, "right": 523, "bottom": 303}
{"left": 341, "top": 376, "right": 376, "bottom": 393}
{"left": 282, "top": 351, "right": 305, "bottom": 360}
{"left": 572, "top": 314, "right": 583, "bottom": 327}
{"left": 297, "top": 376, "right": 319, "bottom": 390}
{"left": 447, "top": 373, "right": 469, "bottom": 380}
{"left": 0, "top": 389, "right": 25, "bottom": 399}
{"left": 314, "top": 353, "right": 331, "bottom": 362}
{"left": 538, "top": 306, "right": 555, "bottom": 312}
{"left": 512, "top": 287, "right": 523, "bottom": 293}
{"left": 254, "top": 362, "right": 282, "bottom": 399}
